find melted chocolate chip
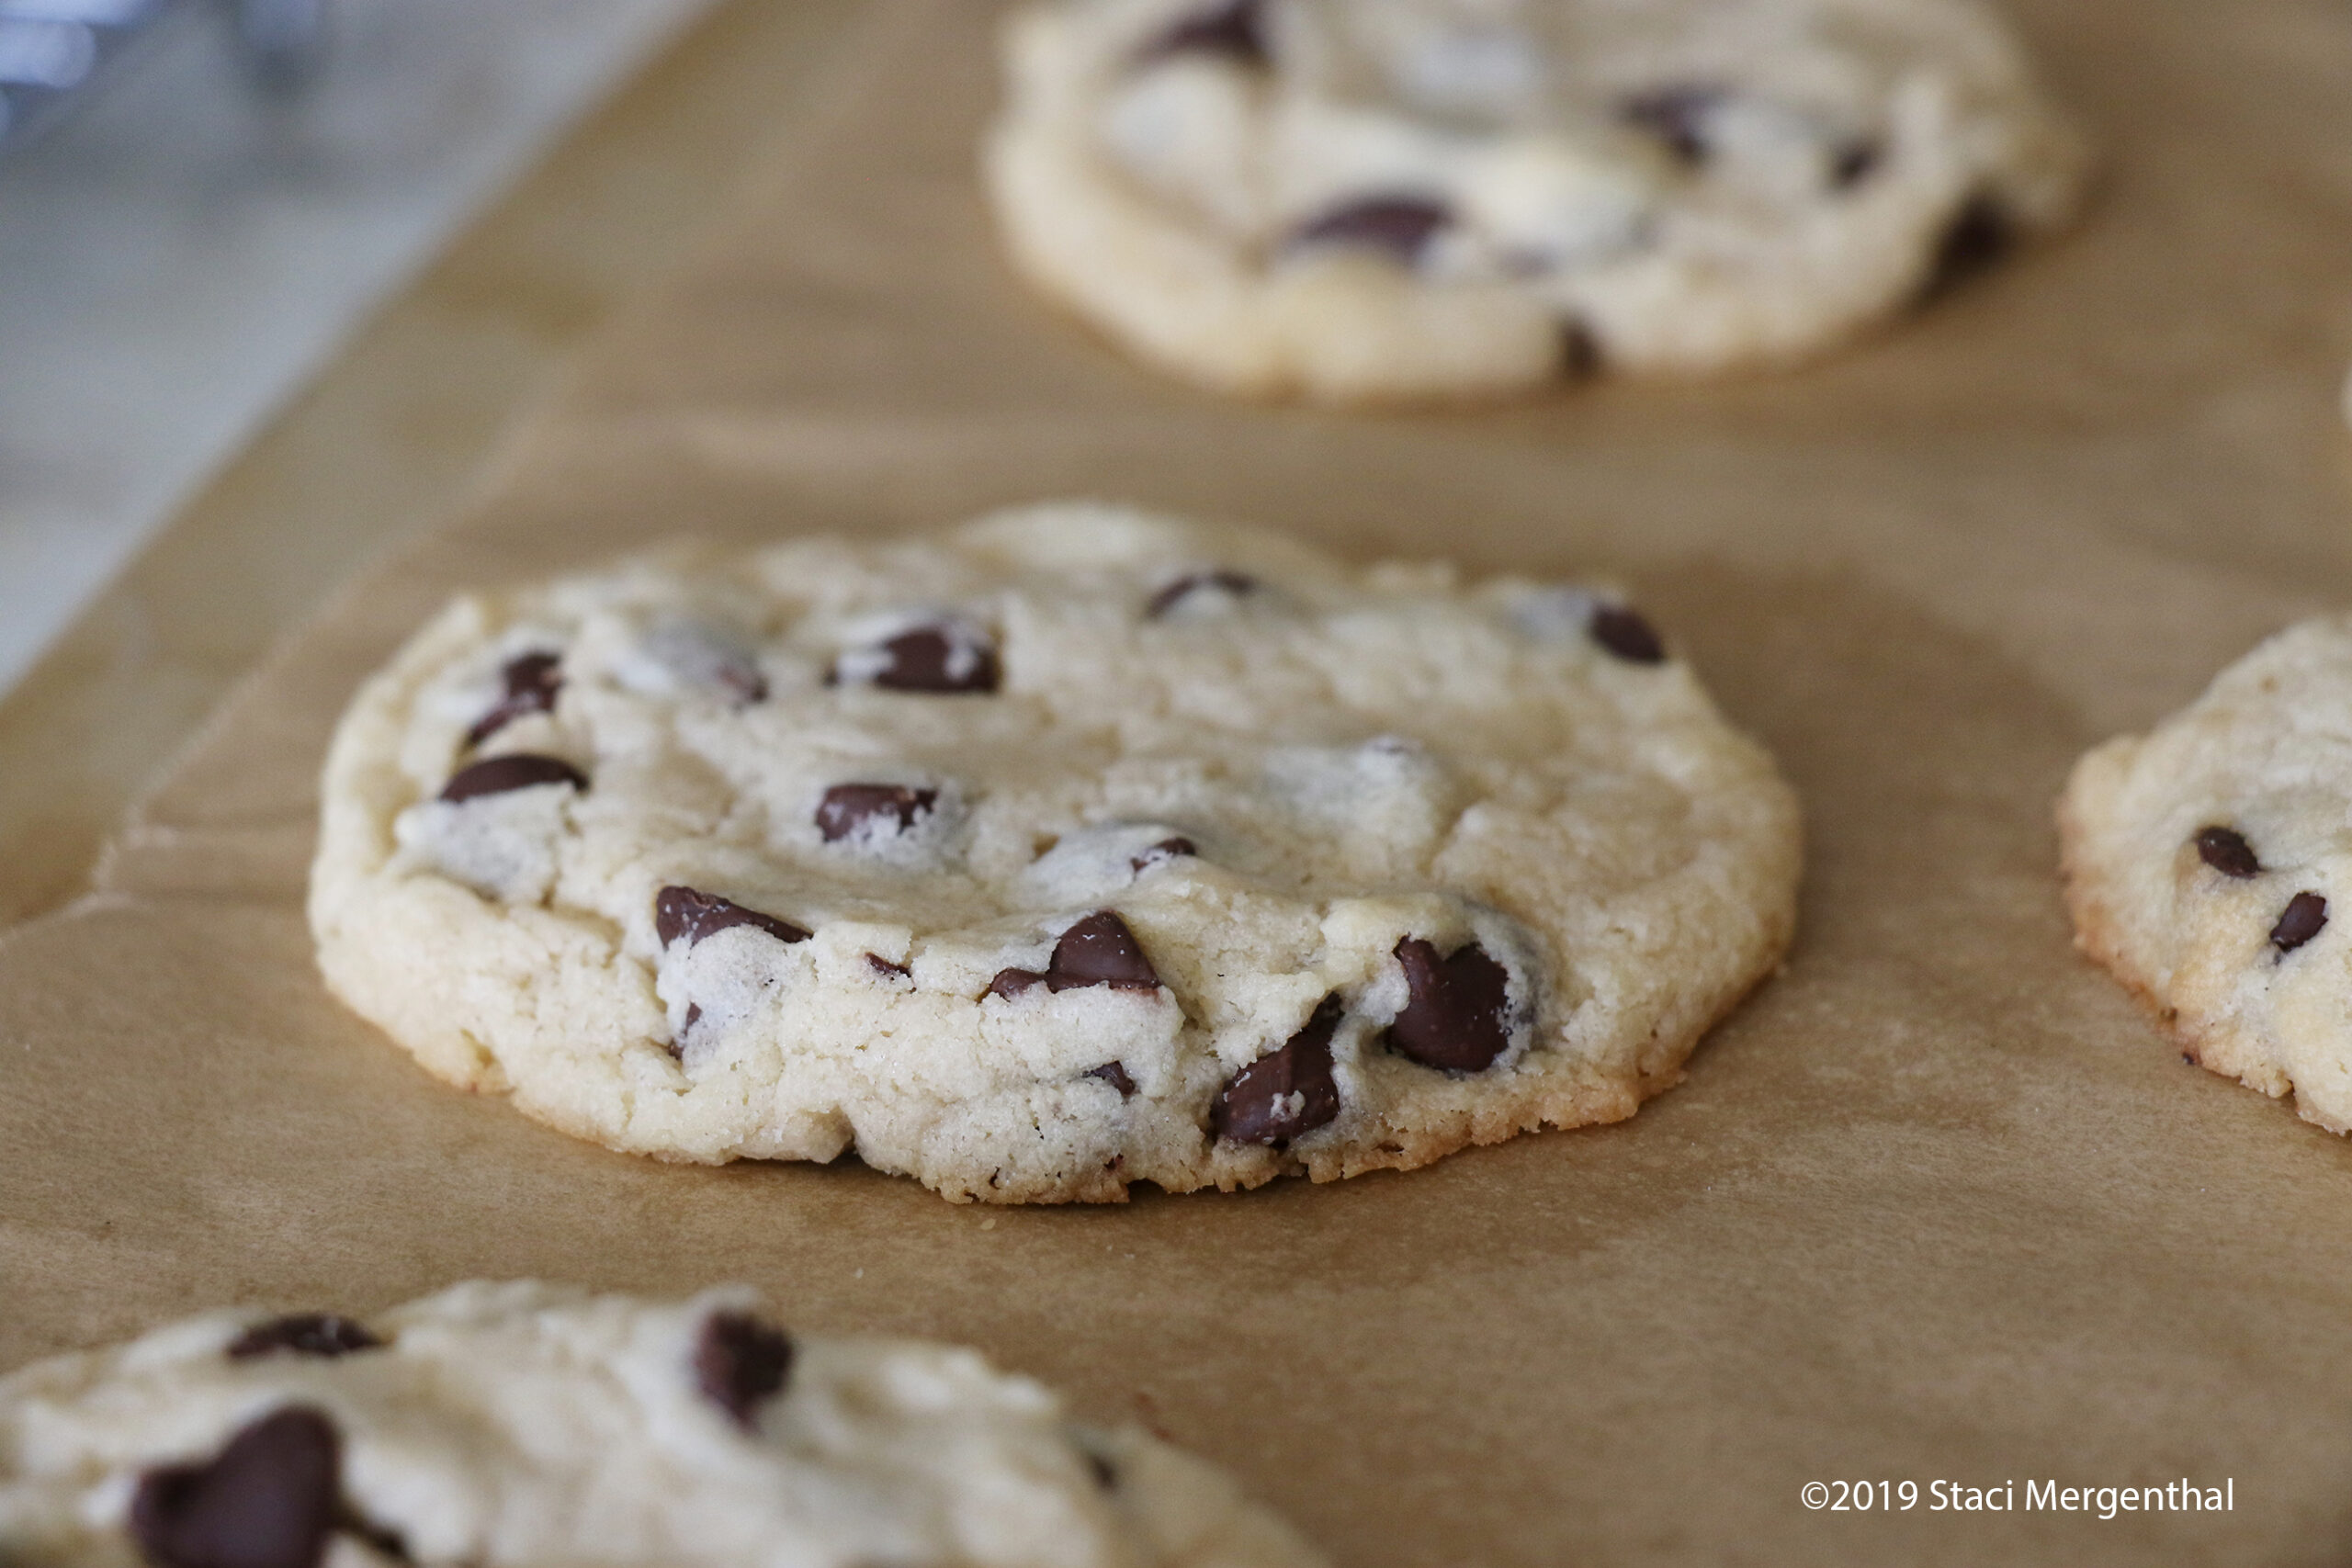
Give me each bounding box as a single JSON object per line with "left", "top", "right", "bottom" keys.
{"left": 816, "top": 784, "right": 938, "bottom": 843}
{"left": 2272, "top": 892, "right": 2328, "bottom": 953}
{"left": 1289, "top": 197, "right": 1453, "bottom": 264}
{"left": 1146, "top": 571, "right": 1256, "bottom": 618}
{"left": 1919, "top": 195, "right": 2012, "bottom": 303}
{"left": 130, "top": 1406, "right": 344, "bottom": 1568}
{"left": 1136, "top": 0, "right": 1265, "bottom": 67}
{"left": 654, "top": 886, "right": 810, "bottom": 949}
{"left": 1212, "top": 996, "right": 1342, "bottom": 1145}
{"left": 226, "top": 1316, "right": 382, "bottom": 1362}
{"left": 464, "top": 652, "right": 562, "bottom": 747}
{"left": 2195, "top": 827, "right": 2260, "bottom": 879}
{"left": 1589, "top": 605, "right": 1667, "bottom": 664}
{"left": 1831, "top": 139, "right": 1881, "bottom": 189}
{"left": 986, "top": 911, "right": 1163, "bottom": 998}
{"left": 1621, "top": 85, "right": 1723, "bottom": 165}
{"left": 1088, "top": 1062, "right": 1138, "bottom": 1098}
{"left": 438, "top": 753, "right": 586, "bottom": 803}
{"left": 1560, "top": 320, "right": 1603, "bottom": 380}
{"left": 835, "top": 625, "right": 1001, "bottom": 694}
{"left": 1385, "top": 938, "right": 1512, "bottom": 1072}
{"left": 1130, "top": 837, "right": 1197, "bottom": 874}
{"left": 866, "top": 953, "right": 912, "bottom": 980}
{"left": 694, "top": 1310, "right": 794, "bottom": 1430}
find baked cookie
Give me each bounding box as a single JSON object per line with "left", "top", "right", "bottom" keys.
{"left": 0, "top": 1280, "right": 1323, "bottom": 1568}
{"left": 2062, "top": 617, "right": 2352, "bottom": 1133}
{"left": 984, "top": 0, "right": 2087, "bottom": 403}
{"left": 310, "top": 503, "right": 1801, "bottom": 1202}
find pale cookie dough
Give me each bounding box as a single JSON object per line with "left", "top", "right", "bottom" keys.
{"left": 985, "top": 0, "right": 2088, "bottom": 403}
{"left": 2062, "top": 617, "right": 2352, "bottom": 1133}
{"left": 310, "top": 503, "right": 1801, "bottom": 1202}
{"left": 0, "top": 1280, "right": 1323, "bottom": 1568}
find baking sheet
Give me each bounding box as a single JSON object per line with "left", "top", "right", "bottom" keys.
{"left": 7, "top": 0, "right": 2352, "bottom": 1562}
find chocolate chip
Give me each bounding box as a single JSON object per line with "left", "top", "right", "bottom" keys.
{"left": 1288, "top": 197, "right": 1453, "bottom": 264}
{"left": 1621, "top": 85, "right": 1723, "bottom": 164}
{"left": 1560, "top": 320, "right": 1603, "bottom": 380}
{"left": 2195, "top": 827, "right": 2260, "bottom": 879}
{"left": 226, "top": 1316, "right": 381, "bottom": 1362}
{"left": 130, "top": 1406, "right": 344, "bottom": 1568}
{"left": 1831, "top": 139, "right": 1881, "bottom": 189}
{"left": 1146, "top": 571, "right": 1256, "bottom": 618}
{"left": 1385, "top": 938, "right": 1513, "bottom": 1072}
{"left": 438, "top": 753, "right": 586, "bottom": 803}
{"left": 464, "top": 652, "right": 562, "bottom": 747}
{"left": 1130, "top": 836, "right": 1196, "bottom": 874}
{"left": 1919, "top": 194, "right": 2011, "bottom": 303}
{"left": 833, "top": 625, "right": 1000, "bottom": 694}
{"left": 694, "top": 1310, "right": 793, "bottom": 1429}
{"left": 816, "top": 784, "right": 938, "bottom": 843}
{"left": 1212, "top": 996, "right": 1342, "bottom": 1145}
{"left": 655, "top": 886, "right": 810, "bottom": 949}
{"left": 986, "top": 910, "right": 1162, "bottom": 998}
{"left": 1085, "top": 1450, "right": 1119, "bottom": 1490}
{"left": 1589, "top": 605, "right": 1666, "bottom": 664}
{"left": 2272, "top": 892, "right": 2328, "bottom": 953}
{"left": 866, "top": 953, "right": 911, "bottom": 980}
{"left": 1136, "top": 0, "right": 1265, "bottom": 67}
{"left": 1088, "top": 1062, "right": 1138, "bottom": 1098}
{"left": 678, "top": 1002, "right": 703, "bottom": 1045}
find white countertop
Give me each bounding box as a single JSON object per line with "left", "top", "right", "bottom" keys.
{"left": 0, "top": 0, "right": 712, "bottom": 696}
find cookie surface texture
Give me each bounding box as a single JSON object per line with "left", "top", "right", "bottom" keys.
{"left": 309, "top": 504, "right": 1802, "bottom": 1202}
{"left": 0, "top": 1280, "right": 1325, "bottom": 1568}
{"left": 984, "top": 0, "right": 2088, "bottom": 403}
{"left": 2061, "top": 618, "right": 2352, "bottom": 1134}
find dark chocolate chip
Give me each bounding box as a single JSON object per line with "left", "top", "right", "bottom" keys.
{"left": 1088, "top": 1062, "right": 1138, "bottom": 1098}
{"left": 438, "top": 753, "right": 587, "bottom": 803}
{"left": 1130, "top": 836, "right": 1197, "bottom": 874}
{"left": 1146, "top": 571, "right": 1257, "bottom": 618}
{"left": 1385, "top": 938, "right": 1513, "bottom": 1072}
{"left": 835, "top": 625, "right": 1001, "bottom": 694}
{"left": 1136, "top": 0, "right": 1265, "bottom": 67}
{"left": 1831, "top": 139, "right": 1881, "bottom": 189}
{"left": 226, "top": 1316, "right": 382, "bottom": 1362}
{"left": 1919, "top": 194, "right": 2012, "bottom": 304}
{"left": 816, "top": 784, "right": 939, "bottom": 843}
{"left": 1047, "top": 911, "right": 1162, "bottom": 990}
{"left": 1589, "top": 605, "right": 1666, "bottom": 664}
{"left": 654, "top": 886, "right": 810, "bottom": 949}
{"left": 987, "top": 968, "right": 1047, "bottom": 999}
{"left": 2194, "top": 827, "right": 2260, "bottom": 879}
{"left": 679, "top": 1002, "right": 704, "bottom": 1046}
{"left": 1211, "top": 996, "right": 1342, "bottom": 1145}
{"left": 986, "top": 911, "right": 1163, "bottom": 998}
{"left": 130, "top": 1406, "right": 343, "bottom": 1568}
{"left": 464, "top": 652, "right": 562, "bottom": 747}
{"left": 694, "top": 1310, "right": 794, "bottom": 1430}
{"left": 1560, "top": 320, "right": 1603, "bottom": 380}
{"left": 1289, "top": 197, "right": 1453, "bottom": 265}
{"left": 1620, "top": 85, "right": 1723, "bottom": 165}
{"left": 866, "top": 953, "right": 912, "bottom": 980}
{"left": 2272, "top": 892, "right": 2328, "bottom": 953}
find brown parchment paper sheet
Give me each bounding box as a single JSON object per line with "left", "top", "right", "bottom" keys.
{"left": 8, "top": 0, "right": 2352, "bottom": 1562}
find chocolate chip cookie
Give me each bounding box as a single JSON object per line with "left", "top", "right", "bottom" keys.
{"left": 2063, "top": 617, "right": 2352, "bottom": 1133}
{"left": 0, "top": 1281, "right": 1325, "bottom": 1567}
{"left": 985, "top": 0, "right": 2087, "bottom": 402}
{"left": 310, "top": 503, "right": 1801, "bottom": 1201}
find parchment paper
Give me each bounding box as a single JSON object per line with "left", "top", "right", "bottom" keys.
{"left": 7, "top": 1, "right": 2352, "bottom": 1562}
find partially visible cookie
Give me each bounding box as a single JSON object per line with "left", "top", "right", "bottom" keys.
{"left": 0, "top": 1280, "right": 1325, "bottom": 1568}
{"left": 310, "top": 502, "right": 1801, "bottom": 1202}
{"left": 984, "top": 0, "right": 2087, "bottom": 403}
{"left": 2061, "top": 617, "right": 2352, "bottom": 1131}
